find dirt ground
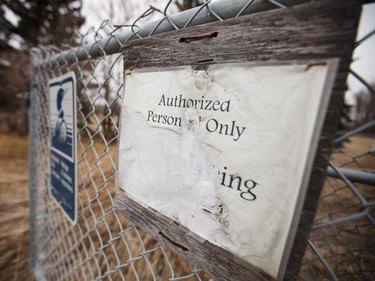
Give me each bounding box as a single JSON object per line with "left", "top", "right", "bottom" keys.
{"left": 0, "top": 134, "right": 32, "bottom": 281}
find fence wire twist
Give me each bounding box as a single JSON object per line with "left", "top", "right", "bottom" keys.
{"left": 29, "top": 0, "right": 375, "bottom": 280}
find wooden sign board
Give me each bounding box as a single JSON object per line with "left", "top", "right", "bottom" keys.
{"left": 116, "top": 1, "right": 360, "bottom": 280}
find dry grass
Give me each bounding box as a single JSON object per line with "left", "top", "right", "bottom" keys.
{"left": 332, "top": 136, "right": 375, "bottom": 171}
{"left": 0, "top": 132, "right": 373, "bottom": 280}
{"left": 0, "top": 134, "right": 32, "bottom": 281}
{"left": 298, "top": 135, "right": 375, "bottom": 280}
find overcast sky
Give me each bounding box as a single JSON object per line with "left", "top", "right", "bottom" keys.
{"left": 81, "top": 0, "right": 179, "bottom": 32}
{"left": 347, "top": 3, "right": 375, "bottom": 102}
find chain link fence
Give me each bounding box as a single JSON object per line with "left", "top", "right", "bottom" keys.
{"left": 29, "top": 0, "right": 374, "bottom": 280}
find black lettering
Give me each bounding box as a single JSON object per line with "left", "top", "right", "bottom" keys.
{"left": 167, "top": 116, "right": 174, "bottom": 125}
{"left": 230, "top": 121, "right": 235, "bottom": 136}
{"left": 166, "top": 97, "right": 173, "bottom": 106}
{"left": 206, "top": 118, "right": 218, "bottom": 133}
{"left": 174, "top": 95, "right": 179, "bottom": 107}
{"left": 152, "top": 114, "right": 158, "bottom": 122}
{"left": 204, "top": 100, "right": 212, "bottom": 110}
{"left": 240, "top": 180, "right": 259, "bottom": 201}
{"left": 212, "top": 100, "right": 220, "bottom": 111}
{"left": 228, "top": 175, "right": 242, "bottom": 190}
{"left": 219, "top": 123, "right": 229, "bottom": 135}
{"left": 194, "top": 99, "right": 199, "bottom": 109}
{"left": 186, "top": 99, "right": 194, "bottom": 108}
{"left": 178, "top": 95, "right": 186, "bottom": 108}
{"left": 147, "top": 110, "right": 153, "bottom": 121}
{"left": 219, "top": 167, "right": 227, "bottom": 186}
{"left": 221, "top": 100, "right": 230, "bottom": 112}
{"left": 218, "top": 166, "right": 260, "bottom": 201}
{"left": 175, "top": 117, "right": 182, "bottom": 127}
{"left": 158, "top": 95, "right": 166, "bottom": 106}
{"left": 158, "top": 95, "right": 230, "bottom": 112}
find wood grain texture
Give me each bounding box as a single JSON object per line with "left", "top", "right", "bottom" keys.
{"left": 116, "top": 0, "right": 361, "bottom": 280}
{"left": 116, "top": 192, "right": 272, "bottom": 281}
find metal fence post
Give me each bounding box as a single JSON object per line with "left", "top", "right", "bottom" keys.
{"left": 29, "top": 50, "right": 47, "bottom": 281}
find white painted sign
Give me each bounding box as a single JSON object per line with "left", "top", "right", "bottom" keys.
{"left": 49, "top": 72, "right": 77, "bottom": 225}
{"left": 118, "top": 62, "right": 336, "bottom": 278}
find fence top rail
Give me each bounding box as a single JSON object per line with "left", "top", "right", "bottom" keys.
{"left": 31, "top": 0, "right": 307, "bottom": 67}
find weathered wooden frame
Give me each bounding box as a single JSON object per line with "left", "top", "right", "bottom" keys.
{"left": 115, "top": 1, "right": 361, "bottom": 280}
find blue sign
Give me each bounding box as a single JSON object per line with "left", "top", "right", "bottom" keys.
{"left": 49, "top": 72, "right": 77, "bottom": 224}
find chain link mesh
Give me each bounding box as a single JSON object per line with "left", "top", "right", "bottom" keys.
{"left": 29, "top": 0, "right": 374, "bottom": 280}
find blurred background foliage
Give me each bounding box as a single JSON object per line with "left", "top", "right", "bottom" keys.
{"left": 0, "top": 0, "right": 84, "bottom": 134}
{"left": 0, "top": 0, "right": 373, "bottom": 136}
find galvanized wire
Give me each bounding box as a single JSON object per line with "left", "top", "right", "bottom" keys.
{"left": 29, "top": 0, "right": 374, "bottom": 280}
